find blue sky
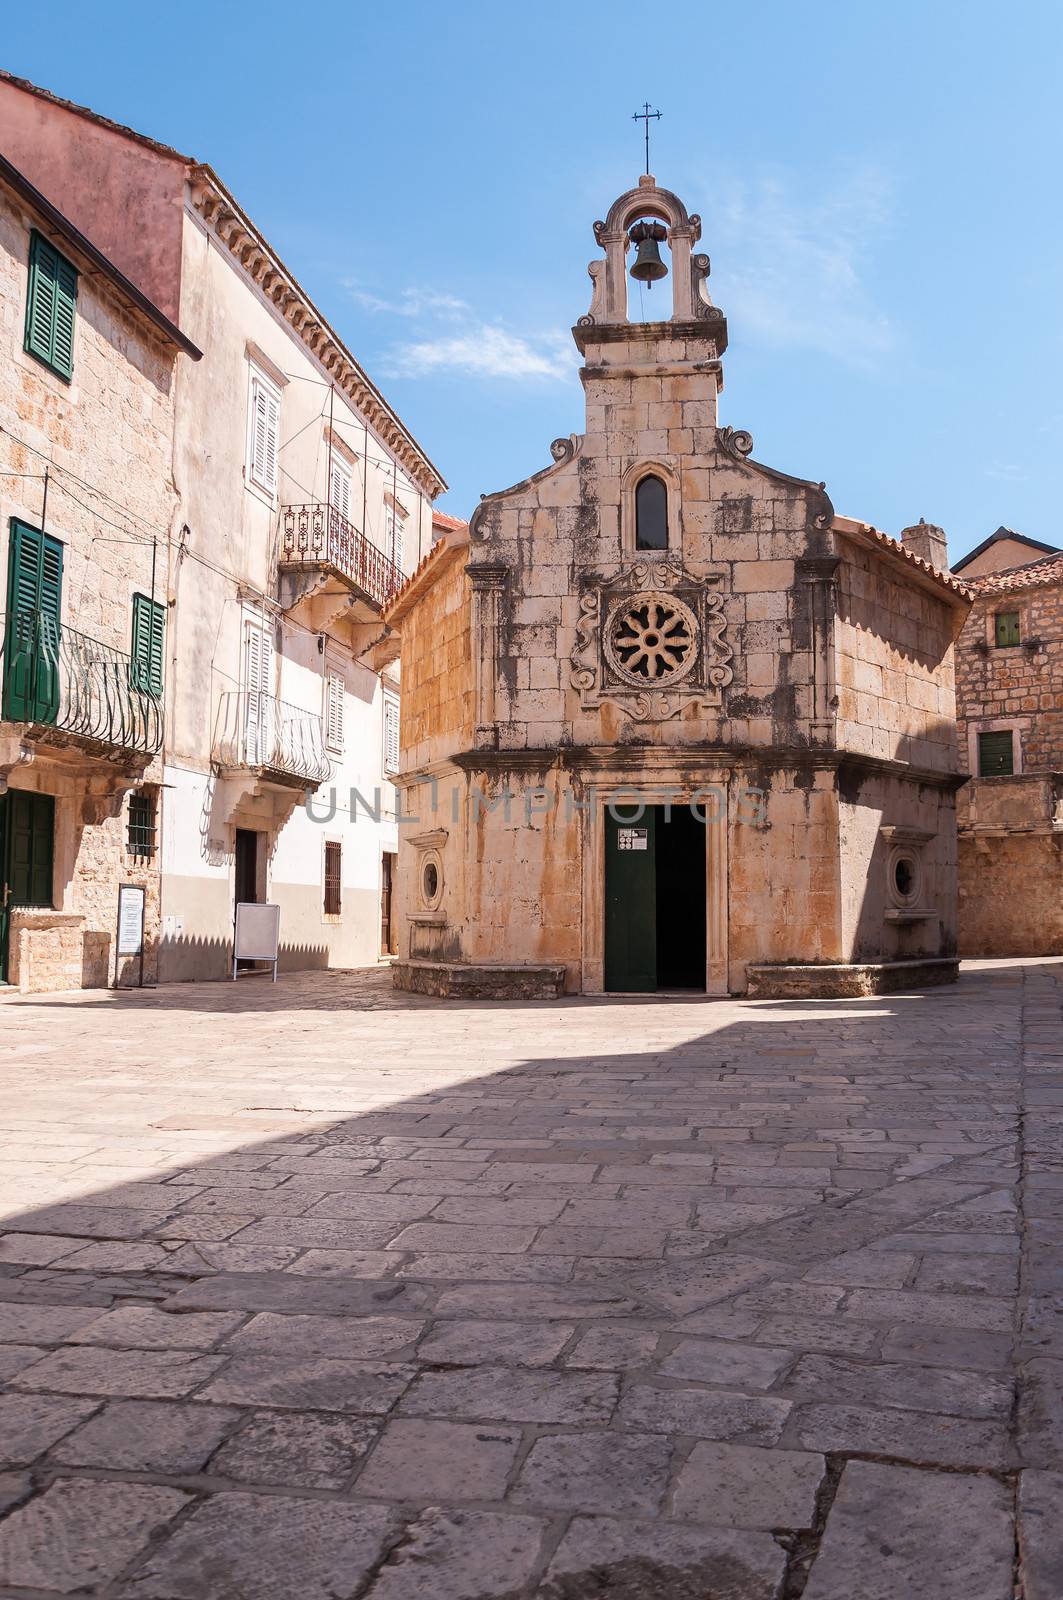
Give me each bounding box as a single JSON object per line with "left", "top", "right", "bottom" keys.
{"left": 4, "top": 0, "right": 1062, "bottom": 562}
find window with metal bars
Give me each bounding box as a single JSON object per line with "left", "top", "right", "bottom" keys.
{"left": 324, "top": 839, "right": 342, "bottom": 916}
{"left": 127, "top": 791, "right": 157, "bottom": 858}
{"left": 994, "top": 611, "right": 1021, "bottom": 647}
{"left": 978, "top": 730, "right": 1015, "bottom": 777}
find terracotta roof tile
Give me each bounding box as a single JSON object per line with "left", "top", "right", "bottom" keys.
{"left": 855, "top": 523, "right": 974, "bottom": 599}
{"left": 431, "top": 510, "right": 470, "bottom": 533}
{"left": 964, "top": 551, "right": 1063, "bottom": 596}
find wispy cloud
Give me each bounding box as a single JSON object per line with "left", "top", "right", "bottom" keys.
{"left": 344, "top": 283, "right": 470, "bottom": 319}
{"left": 712, "top": 167, "right": 895, "bottom": 365}
{"left": 384, "top": 325, "right": 573, "bottom": 382}
{"left": 344, "top": 277, "right": 574, "bottom": 384}
{"left": 983, "top": 460, "right": 1028, "bottom": 483}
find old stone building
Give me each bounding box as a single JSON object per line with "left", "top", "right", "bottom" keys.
{"left": 383, "top": 175, "right": 972, "bottom": 999}
{"left": 0, "top": 151, "right": 200, "bottom": 991}
{"left": 0, "top": 71, "right": 446, "bottom": 984}
{"left": 953, "top": 537, "right": 1063, "bottom": 955}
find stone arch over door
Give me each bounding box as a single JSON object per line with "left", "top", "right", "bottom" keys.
{"left": 577, "top": 772, "right": 730, "bottom": 996}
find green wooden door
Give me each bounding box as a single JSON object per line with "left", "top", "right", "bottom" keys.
{"left": 0, "top": 790, "right": 54, "bottom": 982}
{"left": 4, "top": 519, "right": 63, "bottom": 724}
{"left": 604, "top": 805, "right": 657, "bottom": 992}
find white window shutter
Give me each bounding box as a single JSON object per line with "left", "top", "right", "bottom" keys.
{"left": 384, "top": 696, "right": 400, "bottom": 772}
{"left": 325, "top": 669, "right": 344, "bottom": 753}
{"left": 249, "top": 374, "right": 280, "bottom": 494}
{"left": 384, "top": 508, "right": 404, "bottom": 572}
{"left": 243, "top": 618, "right": 275, "bottom": 764}
{"left": 330, "top": 459, "right": 351, "bottom": 522}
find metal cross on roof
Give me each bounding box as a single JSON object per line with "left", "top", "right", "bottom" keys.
{"left": 632, "top": 102, "right": 661, "bottom": 176}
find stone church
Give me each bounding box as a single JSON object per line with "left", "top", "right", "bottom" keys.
{"left": 380, "top": 174, "right": 972, "bottom": 998}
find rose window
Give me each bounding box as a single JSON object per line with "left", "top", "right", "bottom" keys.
{"left": 604, "top": 592, "right": 699, "bottom": 688}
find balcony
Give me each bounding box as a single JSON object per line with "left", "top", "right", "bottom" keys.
{"left": 213, "top": 691, "right": 332, "bottom": 789}
{"left": 279, "top": 503, "right": 403, "bottom": 614}
{"left": 1, "top": 609, "right": 163, "bottom": 759}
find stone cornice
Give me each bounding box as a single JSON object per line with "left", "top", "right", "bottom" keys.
{"left": 400, "top": 744, "right": 968, "bottom": 792}
{"left": 186, "top": 164, "right": 446, "bottom": 500}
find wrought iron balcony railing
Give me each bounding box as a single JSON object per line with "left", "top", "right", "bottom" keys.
{"left": 213, "top": 690, "right": 332, "bottom": 786}
{"left": 1, "top": 609, "right": 163, "bottom": 756}
{"left": 280, "top": 503, "right": 403, "bottom": 611}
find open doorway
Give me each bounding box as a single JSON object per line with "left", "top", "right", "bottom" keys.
{"left": 604, "top": 804, "right": 707, "bottom": 992}
{"left": 234, "top": 828, "right": 261, "bottom": 972}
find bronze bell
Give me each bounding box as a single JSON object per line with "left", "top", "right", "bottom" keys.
{"left": 629, "top": 220, "right": 668, "bottom": 284}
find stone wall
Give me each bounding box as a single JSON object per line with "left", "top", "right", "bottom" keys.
{"left": 959, "top": 832, "right": 1063, "bottom": 956}
{"left": 395, "top": 545, "right": 474, "bottom": 772}
{"left": 0, "top": 179, "right": 174, "bottom": 989}
{"left": 954, "top": 573, "right": 1063, "bottom": 957}
{"left": 836, "top": 541, "right": 960, "bottom": 772}
{"left": 956, "top": 580, "right": 1063, "bottom": 774}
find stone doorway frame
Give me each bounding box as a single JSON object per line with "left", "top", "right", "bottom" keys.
{"left": 579, "top": 771, "right": 730, "bottom": 996}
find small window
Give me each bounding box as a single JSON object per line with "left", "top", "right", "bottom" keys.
{"left": 330, "top": 456, "right": 352, "bottom": 523}
{"left": 25, "top": 230, "right": 78, "bottom": 381}
{"left": 323, "top": 839, "right": 342, "bottom": 916}
{"left": 247, "top": 368, "right": 280, "bottom": 495}
{"left": 324, "top": 667, "right": 344, "bottom": 754}
{"left": 635, "top": 474, "right": 668, "bottom": 550}
{"left": 127, "top": 791, "right": 157, "bottom": 859}
{"left": 978, "top": 730, "right": 1015, "bottom": 777}
{"left": 994, "top": 611, "right": 1020, "bottom": 648}
{"left": 422, "top": 860, "right": 439, "bottom": 903}
{"left": 130, "top": 594, "right": 165, "bottom": 696}
{"left": 383, "top": 695, "right": 400, "bottom": 773}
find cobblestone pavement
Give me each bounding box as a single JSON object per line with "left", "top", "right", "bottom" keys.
{"left": 0, "top": 959, "right": 1061, "bottom": 1598}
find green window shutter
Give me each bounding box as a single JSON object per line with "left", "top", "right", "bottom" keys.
{"left": 994, "top": 611, "right": 1021, "bottom": 647}
{"left": 978, "top": 730, "right": 1015, "bottom": 776}
{"left": 24, "top": 231, "right": 78, "bottom": 380}
{"left": 7, "top": 791, "right": 55, "bottom": 907}
{"left": 131, "top": 594, "right": 165, "bottom": 696}
{"left": 4, "top": 520, "right": 63, "bottom": 723}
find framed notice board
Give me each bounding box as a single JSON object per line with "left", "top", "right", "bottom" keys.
{"left": 114, "top": 883, "right": 146, "bottom": 988}
{"left": 233, "top": 901, "right": 281, "bottom": 982}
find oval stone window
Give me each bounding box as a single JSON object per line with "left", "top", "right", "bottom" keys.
{"left": 635, "top": 474, "right": 668, "bottom": 551}
{"left": 422, "top": 861, "right": 439, "bottom": 903}
{"left": 894, "top": 857, "right": 915, "bottom": 899}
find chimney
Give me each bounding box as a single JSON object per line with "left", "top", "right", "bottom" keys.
{"left": 900, "top": 518, "right": 948, "bottom": 571}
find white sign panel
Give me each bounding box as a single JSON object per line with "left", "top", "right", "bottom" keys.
{"left": 234, "top": 902, "right": 281, "bottom": 962}
{"left": 116, "top": 885, "right": 146, "bottom": 956}
{"left": 618, "top": 828, "right": 649, "bottom": 852}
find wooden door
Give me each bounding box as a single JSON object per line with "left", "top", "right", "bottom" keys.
{"left": 604, "top": 805, "right": 657, "bottom": 992}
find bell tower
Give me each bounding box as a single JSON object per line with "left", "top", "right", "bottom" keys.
{"left": 579, "top": 173, "right": 727, "bottom": 338}
{"left": 572, "top": 175, "right": 729, "bottom": 501}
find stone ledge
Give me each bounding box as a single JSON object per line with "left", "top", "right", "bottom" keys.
{"left": 393, "top": 959, "right": 567, "bottom": 1000}
{"left": 746, "top": 957, "right": 960, "bottom": 1000}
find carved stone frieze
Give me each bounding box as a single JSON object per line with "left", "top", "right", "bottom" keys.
{"left": 570, "top": 560, "right": 734, "bottom": 722}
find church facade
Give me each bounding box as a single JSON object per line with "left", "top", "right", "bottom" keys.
{"left": 382, "top": 176, "right": 972, "bottom": 998}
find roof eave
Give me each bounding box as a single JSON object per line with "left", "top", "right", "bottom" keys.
{"left": 188, "top": 163, "right": 447, "bottom": 500}
{"left": 0, "top": 151, "right": 202, "bottom": 360}
{"left": 833, "top": 514, "right": 973, "bottom": 609}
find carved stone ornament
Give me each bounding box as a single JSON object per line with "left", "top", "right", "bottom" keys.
{"left": 570, "top": 559, "right": 734, "bottom": 722}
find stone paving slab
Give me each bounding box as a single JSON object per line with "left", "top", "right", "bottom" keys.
{"left": 0, "top": 957, "right": 1059, "bottom": 1595}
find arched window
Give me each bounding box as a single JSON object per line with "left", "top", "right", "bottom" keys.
{"left": 635, "top": 474, "right": 668, "bottom": 550}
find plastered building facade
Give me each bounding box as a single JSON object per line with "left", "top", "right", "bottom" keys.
{"left": 0, "top": 72, "right": 446, "bottom": 987}
{"left": 384, "top": 176, "right": 972, "bottom": 999}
